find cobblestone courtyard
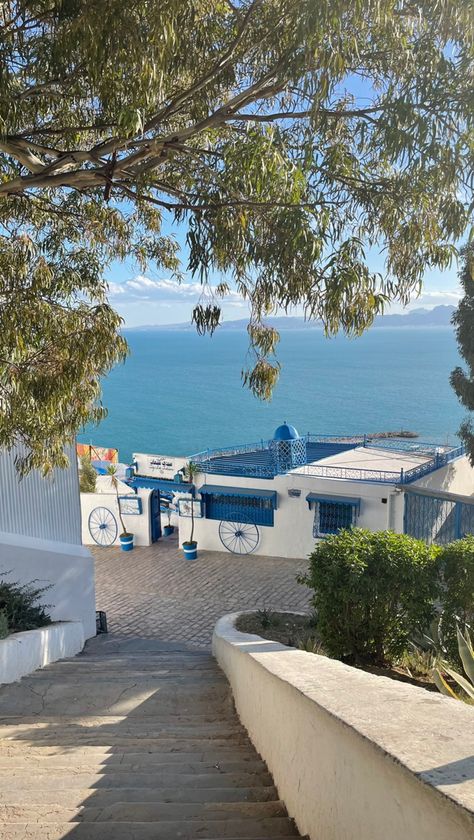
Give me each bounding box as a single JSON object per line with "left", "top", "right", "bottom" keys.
{"left": 93, "top": 536, "right": 310, "bottom": 648}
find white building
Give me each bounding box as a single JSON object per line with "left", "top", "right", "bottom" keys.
{"left": 178, "top": 424, "right": 474, "bottom": 558}
{"left": 0, "top": 445, "right": 96, "bottom": 638}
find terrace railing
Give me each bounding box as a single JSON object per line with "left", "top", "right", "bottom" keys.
{"left": 296, "top": 463, "right": 402, "bottom": 483}
{"left": 191, "top": 437, "right": 465, "bottom": 484}
{"left": 401, "top": 444, "right": 465, "bottom": 484}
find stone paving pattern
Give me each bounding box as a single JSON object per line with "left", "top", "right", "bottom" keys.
{"left": 93, "top": 536, "right": 311, "bottom": 648}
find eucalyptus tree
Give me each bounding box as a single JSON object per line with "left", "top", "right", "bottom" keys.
{"left": 451, "top": 245, "right": 474, "bottom": 460}
{"left": 0, "top": 0, "right": 473, "bottom": 472}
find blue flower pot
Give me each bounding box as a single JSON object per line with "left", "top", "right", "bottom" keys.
{"left": 119, "top": 533, "right": 134, "bottom": 552}
{"left": 183, "top": 542, "right": 197, "bottom": 561}
{"left": 163, "top": 525, "right": 174, "bottom": 537}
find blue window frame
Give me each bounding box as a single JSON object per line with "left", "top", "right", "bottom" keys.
{"left": 306, "top": 493, "right": 360, "bottom": 537}
{"left": 201, "top": 486, "right": 276, "bottom": 527}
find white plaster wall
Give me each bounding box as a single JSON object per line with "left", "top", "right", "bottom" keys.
{"left": 81, "top": 488, "right": 152, "bottom": 547}
{"left": 213, "top": 614, "right": 474, "bottom": 840}
{"left": 186, "top": 473, "right": 393, "bottom": 558}
{"left": 0, "top": 532, "right": 96, "bottom": 639}
{"left": 0, "top": 621, "right": 85, "bottom": 685}
{"left": 411, "top": 454, "right": 474, "bottom": 496}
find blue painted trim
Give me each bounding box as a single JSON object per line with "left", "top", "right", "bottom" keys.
{"left": 306, "top": 493, "right": 360, "bottom": 511}
{"left": 178, "top": 499, "right": 203, "bottom": 518}
{"left": 455, "top": 501, "right": 463, "bottom": 540}
{"left": 118, "top": 496, "right": 142, "bottom": 515}
{"left": 200, "top": 484, "right": 277, "bottom": 508}
{"left": 127, "top": 476, "right": 194, "bottom": 495}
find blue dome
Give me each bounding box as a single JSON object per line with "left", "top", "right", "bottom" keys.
{"left": 273, "top": 422, "right": 300, "bottom": 441}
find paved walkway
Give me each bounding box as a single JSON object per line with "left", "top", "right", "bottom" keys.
{"left": 93, "top": 537, "right": 310, "bottom": 648}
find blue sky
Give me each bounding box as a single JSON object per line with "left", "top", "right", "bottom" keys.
{"left": 105, "top": 69, "right": 464, "bottom": 328}
{"left": 105, "top": 222, "right": 462, "bottom": 328}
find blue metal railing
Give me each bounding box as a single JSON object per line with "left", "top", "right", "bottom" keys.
{"left": 298, "top": 464, "right": 402, "bottom": 484}
{"left": 307, "top": 433, "right": 366, "bottom": 445}
{"left": 191, "top": 440, "right": 269, "bottom": 461}
{"left": 401, "top": 444, "right": 465, "bottom": 484}
{"left": 190, "top": 437, "right": 465, "bottom": 484}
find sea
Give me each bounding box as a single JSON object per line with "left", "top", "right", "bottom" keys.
{"left": 78, "top": 326, "right": 467, "bottom": 463}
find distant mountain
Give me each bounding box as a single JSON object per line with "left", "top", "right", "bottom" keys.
{"left": 374, "top": 304, "right": 456, "bottom": 327}
{"left": 126, "top": 304, "right": 455, "bottom": 332}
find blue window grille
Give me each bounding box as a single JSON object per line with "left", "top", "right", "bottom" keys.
{"left": 204, "top": 493, "right": 275, "bottom": 526}
{"left": 307, "top": 495, "right": 360, "bottom": 537}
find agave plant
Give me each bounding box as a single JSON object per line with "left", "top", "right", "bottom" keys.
{"left": 432, "top": 627, "right": 474, "bottom": 703}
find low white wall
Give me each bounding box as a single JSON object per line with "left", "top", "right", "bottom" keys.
{"left": 213, "top": 613, "right": 474, "bottom": 840}
{"left": 81, "top": 488, "right": 152, "bottom": 547}
{"left": 0, "top": 531, "right": 96, "bottom": 639}
{"left": 412, "top": 454, "right": 474, "bottom": 496}
{"left": 188, "top": 474, "right": 392, "bottom": 559}
{"left": 0, "top": 621, "right": 84, "bottom": 685}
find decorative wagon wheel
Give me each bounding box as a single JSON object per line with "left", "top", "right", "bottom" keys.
{"left": 88, "top": 506, "right": 118, "bottom": 546}
{"left": 219, "top": 513, "right": 260, "bottom": 555}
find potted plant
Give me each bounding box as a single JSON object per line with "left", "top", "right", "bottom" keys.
{"left": 107, "top": 464, "right": 134, "bottom": 551}
{"left": 162, "top": 500, "right": 174, "bottom": 536}
{"left": 181, "top": 461, "right": 200, "bottom": 560}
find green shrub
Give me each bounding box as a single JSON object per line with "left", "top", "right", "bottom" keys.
{"left": 437, "top": 536, "right": 474, "bottom": 664}
{"left": 79, "top": 455, "right": 97, "bottom": 493}
{"left": 299, "top": 529, "right": 439, "bottom": 665}
{"left": 0, "top": 610, "right": 8, "bottom": 639}
{"left": 0, "top": 575, "right": 52, "bottom": 633}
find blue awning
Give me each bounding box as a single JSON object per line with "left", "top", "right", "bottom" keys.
{"left": 200, "top": 484, "right": 277, "bottom": 508}
{"left": 306, "top": 493, "right": 360, "bottom": 510}
{"left": 127, "top": 476, "right": 194, "bottom": 495}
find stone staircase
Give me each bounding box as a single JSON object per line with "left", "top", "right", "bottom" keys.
{"left": 0, "top": 636, "right": 303, "bottom": 839}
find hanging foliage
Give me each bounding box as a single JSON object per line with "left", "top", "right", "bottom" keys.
{"left": 0, "top": 1, "right": 473, "bottom": 471}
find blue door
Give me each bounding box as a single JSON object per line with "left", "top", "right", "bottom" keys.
{"left": 150, "top": 490, "right": 161, "bottom": 541}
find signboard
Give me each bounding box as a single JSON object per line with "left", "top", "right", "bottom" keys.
{"left": 178, "top": 498, "right": 203, "bottom": 518}
{"left": 118, "top": 496, "right": 143, "bottom": 515}
{"left": 132, "top": 453, "right": 188, "bottom": 480}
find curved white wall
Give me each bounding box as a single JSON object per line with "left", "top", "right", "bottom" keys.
{"left": 213, "top": 613, "right": 474, "bottom": 840}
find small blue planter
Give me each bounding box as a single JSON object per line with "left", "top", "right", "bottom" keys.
{"left": 163, "top": 525, "right": 174, "bottom": 537}
{"left": 183, "top": 542, "right": 197, "bottom": 561}
{"left": 119, "top": 533, "right": 134, "bottom": 552}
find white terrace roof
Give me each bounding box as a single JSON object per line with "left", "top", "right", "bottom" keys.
{"left": 290, "top": 445, "right": 434, "bottom": 482}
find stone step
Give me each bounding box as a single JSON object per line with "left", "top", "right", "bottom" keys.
{"left": 0, "top": 637, "right": 301, "bottom": 838}
{"left": 0, "top": 719, "right": 245, "bottom": 735}
{"left": 0, "top": 683, "right": 233, "bottom": 717}
{"left": 0, "top": 757, "right": 266, "bottom": 774}
{"left": 28, "top": 670, "right": 227, "bottom": 681}
{"left": 0, "top": 745, "right": 259, "bottom": 770}
{"left": 0, "top": 801, "right": 288, "bottom": 822}
{"left": 0, "top": 770, "right": 274, "bottom": 790}
{"left": 0, "top": 737, "right": 252, "bottom": 752}
{"left": 57, "top": 656, "right": 216, "bottom": 667}
{"left": 0, "top": 786, "right": 279, "bottom": 807}
{"left": 0, "top": 819, "right": 298, "bottom": 838}
{"left": 80, "top": 641, "right": 205, "bottom": 654}
{"left": 0, "top": 734, "right": 250, "bottom": 749}
{"left": 5, "top": 831, "right": 302, "bottom": 840}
